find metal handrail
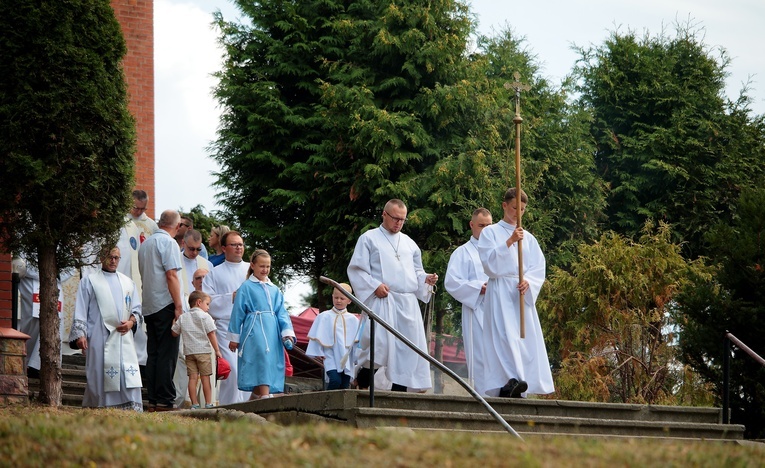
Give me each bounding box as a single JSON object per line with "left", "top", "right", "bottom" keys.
{"left": 320, "top": 275, "right": 523, "bottom": 439}
{"left": 722, "top": 331, "right": 765, "bottom": 424}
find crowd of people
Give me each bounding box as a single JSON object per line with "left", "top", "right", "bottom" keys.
{"left": 18, "top": 188, "right": 555, "bottom": 412}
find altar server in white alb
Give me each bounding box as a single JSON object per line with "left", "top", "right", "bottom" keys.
{"left": 444, "top": 207, "right": 492, "bottom": 394}
{"left": 68, "top": 246, "right": 143, "bottom": 411}
{"left": 347, "top": 199, "right": 438, "bottom": 393}
{"left": 201, "top": 231, "right": 250, "bottom": 405}
{"left": 306, "top": 283, "right": 360, "bottom": 390}
{"left": 477, "top": 188, "right": 554, "bottom": 398}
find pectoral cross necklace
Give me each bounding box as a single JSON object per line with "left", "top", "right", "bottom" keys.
{"left": 383, "top": 231, "right": 401, "bottom": 261}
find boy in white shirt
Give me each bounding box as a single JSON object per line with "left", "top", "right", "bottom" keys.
{"left": 306, "top": 283, "right": 360, "bottom": 390}
{"left": 172, "top": 291, "right": 222, "bottom": 408}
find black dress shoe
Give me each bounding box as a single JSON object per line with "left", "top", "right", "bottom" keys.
{"left": 356, "top": 367, "right": 379, "bottom": 390}
{"left": 499, "top": 378, "right": 528, "bottom": 398}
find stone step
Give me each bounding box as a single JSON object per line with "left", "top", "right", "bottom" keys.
{"left": 228, "top": 390, "right": 744, "bottom": 441}
{"left": 28, "top": 377, "right": 87, "bottom": 396}
{"left": 235, "top": 390, "right": 724, "bottom": 425}
{"left": 349, "top": 407, "right": 744, "bottom": 440}
{"left": 42, "top": 357, "right": 741, "bottom": 441}
{"left": 28, "top": 375, "right": 149, "bottom": 404}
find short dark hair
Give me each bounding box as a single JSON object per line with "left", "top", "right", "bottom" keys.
{"left": 221, "top": 230, "right": 242, "bottom": 246}
{"left": 503, "top": 188, "right": 528, "bottom": 203}
{"left": 132, "top": 189, "right": 149, "bottom": 202}
{"left": 184, "top": 229, "right": 202, "bottom": 243}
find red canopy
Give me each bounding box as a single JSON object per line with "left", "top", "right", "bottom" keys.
{"left": 288, "top": 308, "right": 323, "bottom": 378}
{"left": 288, "top": 307, "right": 466, "bottom": 379}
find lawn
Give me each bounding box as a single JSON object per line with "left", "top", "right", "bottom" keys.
{"left": 2, "top": 406, "right": 763, "bottom": 467}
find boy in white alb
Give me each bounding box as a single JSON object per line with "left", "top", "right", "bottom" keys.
{"left": 171, "top": 291, "right": 222, "bottom": 408}
{"left": 306, "top": 283, "right": 360, "bottom": 390}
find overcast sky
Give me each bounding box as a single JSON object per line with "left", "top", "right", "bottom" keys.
{"left": 154, "top": 0, "right": 764, "bottom": 308}
{"left": 155, "top": 0, "right": 764, "bottom": 215}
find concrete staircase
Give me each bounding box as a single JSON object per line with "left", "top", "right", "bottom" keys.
{"left": 226, "top": 390, "right": 745, "bottom": 441}
{"left": 27, "top": 353, "right": 90, "bottom": 407}
{"left": 27, "top": 354, "right": 312, "bottom": 407}
{"left": 32, "top": 355, "right": 745, "bottom": 441}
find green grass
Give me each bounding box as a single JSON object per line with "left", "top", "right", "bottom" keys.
{"left": 2, "top": 407, "right": 763, "bottom": 467}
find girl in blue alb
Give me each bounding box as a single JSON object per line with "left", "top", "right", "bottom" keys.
{"left": 228, "top": 249, "right": 296, "bottom": 399}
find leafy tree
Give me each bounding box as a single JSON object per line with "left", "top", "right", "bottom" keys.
{"left": 539, "top": 223, "right": 716, "bottom": 405}
{"left": 212, "top": 0, "right": 343, "bottom": 290}
{"left": 212, "top": 0, "right": 477, "bottom": 303}
{"left": 411, "top": 29, "right": 605, "bottom": 339}
{"left": 0, "top": 1, "right": 135, "bottom": 405}
{"left": 574, "top": 25, "right": 765, "bottom": 258}
{"left": 674, "top": 186, "right": 765, "bottom": 438}
{"left": 470, "top": 30, "right": 605, "bottom": 269}
{"left": 181, "top": 204, "right": 237, "bottom": 246}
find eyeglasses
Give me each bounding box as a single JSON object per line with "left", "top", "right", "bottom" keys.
{"left": 179, "top": 222, "right": 191, "bottom": 228}
{"left": 384, "top": 210, "right": 407, "bottom": 223}
{"left": 186, "top": 246, "right": 203, "bottom": 252}
{"left": 108, "top": 256, "right": 121, "bottom": 261}
{"left": 226, "top": 243, "right": 244, "bottom": 248}
{"left": 193, "top": 276, "right": 204, "bottom": 281}
{"left": 132, "top": 206, "right": 147, "bottom": 212}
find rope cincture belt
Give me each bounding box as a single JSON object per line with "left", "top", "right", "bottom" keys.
{"left": 240, "top": 309, "right": 275, "bottom": 356}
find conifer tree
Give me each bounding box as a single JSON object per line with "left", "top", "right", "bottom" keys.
{"left": 675, "top": 187, "right": 765, "bottom": 438}
{"left": 574, "top": 25, "right": 765, "bottom": 258}
{"left": 0, "top": 1, "right": 135, "bottom": 405}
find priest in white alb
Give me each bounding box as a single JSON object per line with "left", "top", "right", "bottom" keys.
{"left": 68, "top": 246, "right": 143, "bottom": 411}
{"left": 347, "top": 199, "right": 438, "bottom": 393}
{"left": 477, "top": 188, "right": 554, "bottom": 398}
{"left": 202, "top": 231, "right": 250, "bottom": 405}
{"left": 115, "top": 189, "right": 156, "bottom": 373}
{"left": 444, "top": 207, "right": 492, "bottom": 395}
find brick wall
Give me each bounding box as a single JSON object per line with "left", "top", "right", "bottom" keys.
{"left": 0, "top": 0, "right": 155, "bottom": 326}
{"left": 0, "top": 255, "right": 11, "bottom": 329}
{"left": 112, "top": 0, "right": 156, "bottom": 219}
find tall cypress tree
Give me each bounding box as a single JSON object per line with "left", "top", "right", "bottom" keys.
{"left": 0, "top": 1, "right": 136, "bottom": 405}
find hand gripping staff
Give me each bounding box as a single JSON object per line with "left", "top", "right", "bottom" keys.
{"left": 505, "top": 72, "right": 530, "bottom": 339}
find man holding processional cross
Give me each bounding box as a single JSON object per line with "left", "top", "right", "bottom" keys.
{"left": 476, "top": 74, "right": 554, "bottom": 398}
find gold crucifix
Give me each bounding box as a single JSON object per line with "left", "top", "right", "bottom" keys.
{"left": 504, "top": 71, "right": 531, "bottom": 119}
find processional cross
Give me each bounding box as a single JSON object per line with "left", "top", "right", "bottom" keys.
{"left": 504, "top": 72, "right": 530, "bottom": 339}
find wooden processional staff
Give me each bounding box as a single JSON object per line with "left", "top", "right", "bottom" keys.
{"left": 505, "top": 72, "right": 530, "bottom": 339}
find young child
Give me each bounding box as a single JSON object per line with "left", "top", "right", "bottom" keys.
{"left": 228, "top": 249, "right": 296, "bottom": 400}
{"left": 171, "top": 290, "right": 223, "bottom": 409}
{"left": 306, "top": 283, "right": 360, "bottom": 390}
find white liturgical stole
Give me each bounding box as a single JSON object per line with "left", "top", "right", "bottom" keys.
{"left": 90, "top": 271, "right": 142, "bottom": 392}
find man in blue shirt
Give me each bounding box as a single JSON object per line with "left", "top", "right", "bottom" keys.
{"left": 138, "top": 209, "right": 183, "bottom": 411}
